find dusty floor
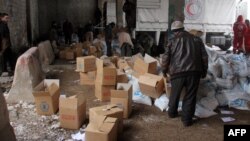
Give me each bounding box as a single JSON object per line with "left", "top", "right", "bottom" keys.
{"left": 3, "top": 60, "right": 250, "bottom": 141}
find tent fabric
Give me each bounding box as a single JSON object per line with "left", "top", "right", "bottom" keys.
{"left": 38, "top": 40, "right": 55, "bottom": 66}
{"left": 184, "top": 0, "right": 236, "bottom": 24}
{"left": 7, "top": 47, "right": 45, "bottom": 103}
{"left": 137, "top": 0, "right": 168, "bottom": 23}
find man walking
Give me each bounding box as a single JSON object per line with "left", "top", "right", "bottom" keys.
{"left": 161, "top": 21, "right": 208, "bottom": 127}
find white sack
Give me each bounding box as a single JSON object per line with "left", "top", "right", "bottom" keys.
{"left": 154, "top": 94, "right": 169, "bottom": 112}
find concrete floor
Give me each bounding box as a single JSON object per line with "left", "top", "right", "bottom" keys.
{"left": 6, "top": 60, "right": 250, "bottom": 141}
{"left": 51, "top": 61, "right": 250, "bottom": 141}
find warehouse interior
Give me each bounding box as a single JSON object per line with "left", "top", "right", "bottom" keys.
{"left": 0, "top": 0, "right": 250, "bottom": 141}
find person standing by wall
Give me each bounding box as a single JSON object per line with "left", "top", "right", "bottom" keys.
{"left": 233, "top": 15, "right": 247, "bottom": 54}
{"left": 105, "top": 22, "right": 115, "bottom": 56}
{"left": 123, "top": 0, "right": 136, "bottom": 34}
{"left": 161, "top": 21, "right": 208, "bottom": 127}
{"left": 63, "top": 19, "right": 73, "bottom": 45}
{"left": 0, "top": 13, "right": 15, "bottom": 75}
{"left": 244, "top": 19, "right": 250, "bottom": 54}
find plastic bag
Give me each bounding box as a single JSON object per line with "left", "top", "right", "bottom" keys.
{"left": 195, "top": 104, "right": 217, "bottom": 118}
{"left": 198, "top": 96, "right": 219, "bottom": 111}
{"left": 133, "top": 91, "right": 152, "bottom": 106}
{"left": 229, "top": 99, "right": 249, "bottom": 110}
{"left": 154, "top": 94, "right": 169, "bottom": 112}
{"left": 239, "top": 77, "right": 250, "bottom": 95}
{"left": 215, "top": 77, "right": 236, "bottom": 89}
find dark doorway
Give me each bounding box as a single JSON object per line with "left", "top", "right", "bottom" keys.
{"left": 26, "top": 0, "right": 32, "bottom": 45}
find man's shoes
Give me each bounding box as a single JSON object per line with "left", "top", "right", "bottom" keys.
{"left": 183, "top": 121, "right": 193, "bottom": 127}
{"left": 168, "top": 112, "right": 178, "bottom": 118}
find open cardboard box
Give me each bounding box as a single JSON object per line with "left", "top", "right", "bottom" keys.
{"left": 89, "top": 104, "right": 123, "bottom": 134}
{"left": 85, "top": 115, "right": 118, "bottom": 141}
{"left": 33, "top": 79, "right": 60, "bottom": 115}
{"left": 96, "top": 58, "right": 117, "bottom": 86}
{"left": 133, "top": 54, "right": 157, "bottom": 75}
{"left": 111, "top": 83, "right": 132, "bottom": 118}
{"left": 59, "top": 94, "right": 86, "bottom": 130}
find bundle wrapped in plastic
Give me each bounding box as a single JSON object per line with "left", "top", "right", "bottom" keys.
{"left": 239, "top": 77, "right": 250, "bottom": 95}
{"left": 154, "top": 94, "right": 169, "bottom": 112}
{"left": 195, "top": 104, "right": 217, "bottom": 118}
{"left": 197, "top": 81, "right": 217, "bottom": 99}
{"left": 215, "top": 77, "right": 237, "bottom": 89}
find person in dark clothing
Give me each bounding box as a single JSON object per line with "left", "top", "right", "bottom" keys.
{"left": 123, "top": 0, "right": 136, "bottom": 34}
{"left": 0, "top": 13, "right": 15, "bottom": 74}
{"left": 84, "top": 21, "right": 94, "bottom": 42}
{"left": 105, "top": 22, "right": 115, "bottom": 56}
{"left": 161, "top": 21, "right": 208, "bottom": 127}
{"left": 63, "top": 19, "right": 73, "bottom": 44}
{"left": 77, "top": 24, "right": 84, "bottom": 43}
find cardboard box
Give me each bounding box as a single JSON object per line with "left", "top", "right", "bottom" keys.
{"left": 111, "top": 83, "right": 132, "bottom": 118}
{"left": 75, "top": 46, "right": 82, "bottom": 57}
{"left": 133, "top": 54, "right": 157, "bottom": 75}
{"left": 33, "top": 79, "right": 60, "bottom": 115}
{"left": 89, "top": 105, "right": 123, "bottom": 134}
{"left": 59, "top": 94, "right": 86, "bottom": 130}
{"left": 65, "top": 51, "right": 75, "bottom": 60}
{"left": 164, "top": 78, "right": 185, "bottom": 100}
{"left": 76, "top": 56, "right": 96, "bottom": 72}
{"left": 59, "top": 50, "right": 66, "bottom": 59}
{"left": 79, "top": 71, "right": 96, "bottom": 85}
{"left": 89, "top": 46, "right": 97, "bottom": 55}
{"left": 138, "top": 73, "right": 165, "bottom": 99}
{"left": 85, "top": 116, "right": 118, "bottom": 141}
{"left": 96, "top": 59, "right": 117, "bottom": 86}
{"left": 95, "top": 81, "right": 115, "bottom": 101}
{"left": 117, "top": 58, "right": 131, "bottom": 71}
{"left": 116, "top": 69, "right": 129, "bottom": 83}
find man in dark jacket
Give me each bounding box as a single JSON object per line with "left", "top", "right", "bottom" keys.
{"left": 63, "top": 19, "right": 73, "bottom": 44}
{"left": 161, "top": 21, "right": 208, "bottom": 127}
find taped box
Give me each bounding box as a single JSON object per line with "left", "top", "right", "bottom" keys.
{"left": 96, "top": 59, "right": 117, "bottom": 86}
{"left": 95, "top": 82, "right": 115, "bottom": 101}
{"left": 85, "top": 116, "right": 118, "bottom": 141}
{"left": 89, "top": 104, "right": 123, "bottom": 134}
{"left": 138, "top": 73, "right": 165, "bottom": 99}
{"left": 33, "top": 79, "right": 60, "bottom": 115}
{"left": 79, "top": 71, "right": 96, "bottom": 85}
{"left": 76, "top": 56, "right": 96, "bottom": 72}
{"left": 111, "top": 83, "right": 132, "bottom": 118}
{"left": 116, "top": 69, "right": 129, "bottom": 83}
{"left": 59, "top": 94, "right": 86, "bottom": 130}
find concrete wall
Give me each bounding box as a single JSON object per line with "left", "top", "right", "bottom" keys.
{"left": 38, "top": 0, "right": 57, "bottom": 36}
{"left": 38, "top": 0, "right": 97, "bottom": 36}
{"left": 0, "top": 0, "right": 28, "bottom": 51}
{"left": 29, "top": 0, "right": 39, "bottom": 43}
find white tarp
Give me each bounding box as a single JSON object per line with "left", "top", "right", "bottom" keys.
{"left": 7, "top": 47, "right": 45, "bottom": 103}
{"left": 38, "top": 40, "right": 55, "bottom": 66}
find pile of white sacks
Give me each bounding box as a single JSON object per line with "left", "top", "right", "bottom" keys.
{"left": 127, "top": 45, "right": 250, "bottom": 118}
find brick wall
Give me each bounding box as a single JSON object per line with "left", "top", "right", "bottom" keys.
{"left": 0, "top": 0, "right": 28, "bottom": 51}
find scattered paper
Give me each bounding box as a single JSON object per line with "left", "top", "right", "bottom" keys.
{"left": 220, "top": 110, "right": 234, "bottom": 115}
{"left": 221, "top": 117, "right": 235, "bottom": 122}
{"left": 71, "top": 132, "right": 85, "bottom": 141}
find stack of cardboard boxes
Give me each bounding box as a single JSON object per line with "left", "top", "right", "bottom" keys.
{"left": 95, "top": 59, "right": 117, "bottom": 101}
{"left": 76, "top": 56, "right": 97, "bottom": 85}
